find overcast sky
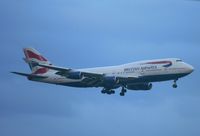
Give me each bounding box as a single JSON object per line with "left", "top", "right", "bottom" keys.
{"left": 0, "top": 0, "right": 200, "bottom": 136}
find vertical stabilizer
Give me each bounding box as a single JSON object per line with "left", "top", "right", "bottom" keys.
{"left": 23, "top": 48, "right": 51, "bottom": 75}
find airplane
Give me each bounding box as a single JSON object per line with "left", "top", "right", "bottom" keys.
{"left": 12, "top": 48, "right": 194, "bottom": 96}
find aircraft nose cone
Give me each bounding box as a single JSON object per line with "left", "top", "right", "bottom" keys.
{"left": 187, "top": 64, "right": 194, "bottom": 73}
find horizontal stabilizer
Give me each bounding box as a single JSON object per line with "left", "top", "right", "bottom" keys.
{"left": 38, "top": 63, "right": 72, "bottom": 72}
{"left": 11, "top": 72, "right": 48, "bottom": 79}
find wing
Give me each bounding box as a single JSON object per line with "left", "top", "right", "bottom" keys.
{"left": 40, "top": 64, "right": 105, "bottom": 86}
{"left": 37, "top": 64, "right": 140, "bottom": 87}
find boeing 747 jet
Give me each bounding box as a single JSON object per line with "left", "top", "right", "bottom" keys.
{"left": 12, "top": 48, "right": 194, "bottom": 96}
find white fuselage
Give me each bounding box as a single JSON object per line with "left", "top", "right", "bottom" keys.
{"left": 39, "top": 58, "right": 194, "bottom": 87}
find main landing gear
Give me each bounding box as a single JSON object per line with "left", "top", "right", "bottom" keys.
{"left": 101, "top": 89, "right": 115, "bottom": 95}
{"left": 172, "top": 79, "right": 178, "bottom": 88}
{"left": 120, "top": 87, "right": 127, "bottom": 96}
{"left": 101, "top": 87, "right": 127, "bottom": 96}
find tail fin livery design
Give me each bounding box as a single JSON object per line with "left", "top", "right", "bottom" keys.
{"left": 23, "top": 48, "right": 51, "bottom": 74}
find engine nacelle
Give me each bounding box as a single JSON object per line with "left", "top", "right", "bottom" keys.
{"left": 127, "top": 83, "right": 152, "bottom": 91}
{"left": 68, "top": 71, "right": 83, "bottom": 79}
{"left": 102, "top": 76, "right": 119, "bottom": 89}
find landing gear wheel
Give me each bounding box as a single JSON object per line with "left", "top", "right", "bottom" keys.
{"left": 120, "top": 92, "right": 125, "bottom": 96}
{"left": 101, "top": 90, "right": 106, "bottom": 94}
{"left": 102, "top": 89, "right": 115, "bottom": 95}
{"left": 111, "top": 90, "right": 115, "bottom": 94}
{"left": 120, "top": 87, "right": 126, "bottom": 96}
{"left": 173, "top": 84, "right": 177, "bottom": 88}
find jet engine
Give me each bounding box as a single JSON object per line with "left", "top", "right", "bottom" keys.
{"left": 102, "top": 76, "right": 119, "bottom": 89}
{"left": 67, "top": 71, "right": 83, "bottom": 79}
{"left": 127, "top": 83, "right": 152, "bottom": 91}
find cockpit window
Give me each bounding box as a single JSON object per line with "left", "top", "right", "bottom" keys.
{"left": 176, "top": 59, "right": 182, "bottom": 62}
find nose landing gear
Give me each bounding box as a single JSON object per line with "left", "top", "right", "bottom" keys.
{"left": 172, "top": 79, "right": 178, "bottom": 88}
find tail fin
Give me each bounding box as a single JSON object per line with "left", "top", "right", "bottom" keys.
{"left": 23, "top": 48, "right": 51, "bottom": 75}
